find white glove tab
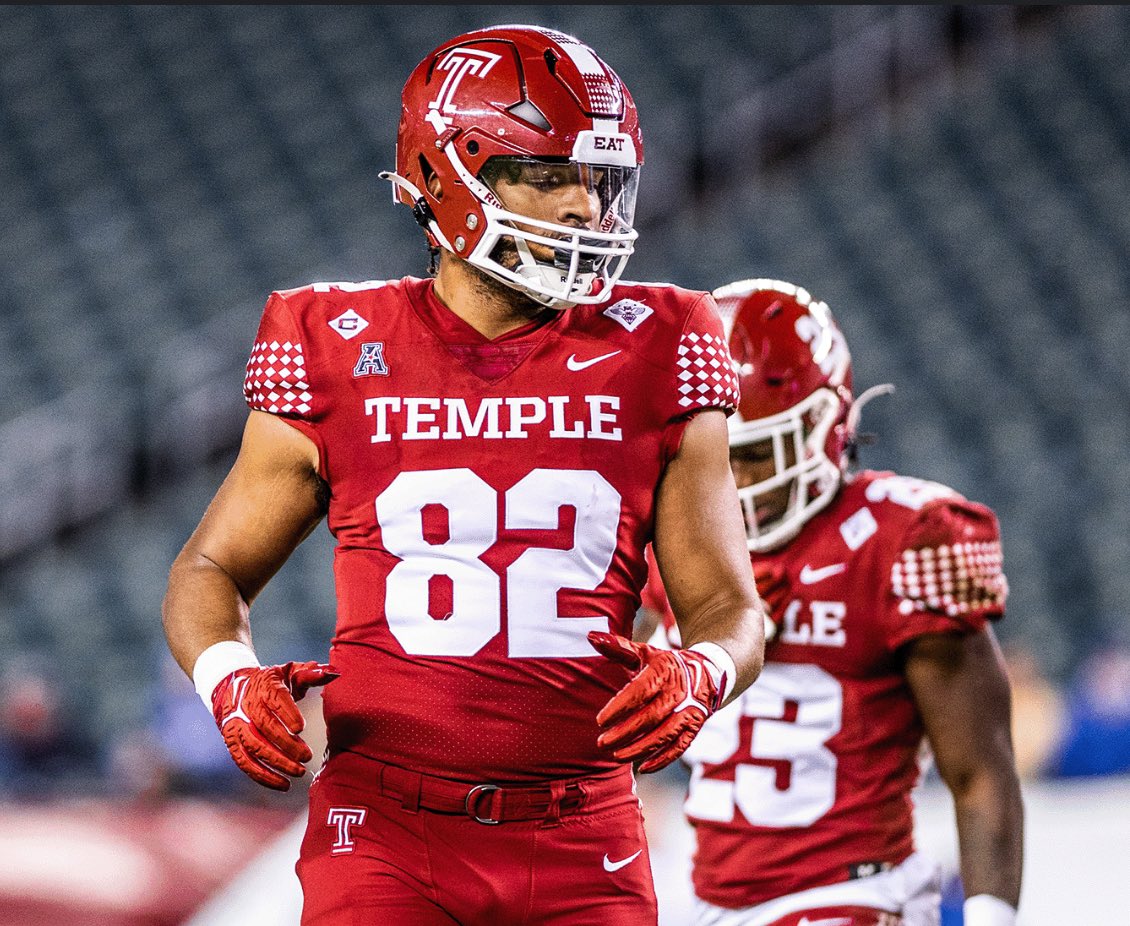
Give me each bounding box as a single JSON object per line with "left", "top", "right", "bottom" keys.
{"left": 963, "top": 894, "right": 1017, "bottom": 926}
{"left": 192, "top": 640, "right": 261, "bottom": 708}
{"left": 763, "top": 613, "right": 777, "bottom": 642}
{"left": 687, "top": 641, "right": 737, "bottom": 702}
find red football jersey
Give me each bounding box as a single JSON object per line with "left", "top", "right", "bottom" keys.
{"left": 666, "top": 471, "right": 1007, "bottom": 908}
{"left": 242, "top": 276, "right": 738, "bottom": 782}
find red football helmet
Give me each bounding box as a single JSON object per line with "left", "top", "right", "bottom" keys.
{"left": 714, "top": 279, "right": 856, "bottom": 551}
{"left": 381, "top": 25, "right": 643, "bottom": 308}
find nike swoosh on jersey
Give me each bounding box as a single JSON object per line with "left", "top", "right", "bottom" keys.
{"left": 798, "top": 562, "right": 847, "bottom": 584}
{"left": 566, "top": 350, "right": 621, "bottom": 371}
{"left": 602, "top": 849, "right": 642, "bottom": 872}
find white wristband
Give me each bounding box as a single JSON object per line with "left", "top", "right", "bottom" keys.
{"left": 763, "top": 613, "right": 778, "bottom": 643}
{"left": 963, "top": 895, "right": 1017, "bottom": 926}
{"left": 192, "top": 641, "right": 261, "bottom": 709}
{"left": 688, "top": 641, "right": 737, "bottom": 702}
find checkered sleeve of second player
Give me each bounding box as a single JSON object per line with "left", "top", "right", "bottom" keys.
{"left": 679, "top": 471, "right": 1008, "bottom": 909}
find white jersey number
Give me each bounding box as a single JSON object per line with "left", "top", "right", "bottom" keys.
{"left": 683, "top": 662, "right": 842, "bottom": 827}
{"left": 376, "top": 468, "right": 620, "bottom": 658}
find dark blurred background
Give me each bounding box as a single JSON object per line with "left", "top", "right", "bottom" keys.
{"left": 1, "top": 6, "right": 1128, "bottom": 924}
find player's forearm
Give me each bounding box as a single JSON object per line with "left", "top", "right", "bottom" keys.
{"left": 162, "top": 550, "right": 255, "bottom": 679}
{"left": 951, "top": 768, "right": 1024, "bottom": 907}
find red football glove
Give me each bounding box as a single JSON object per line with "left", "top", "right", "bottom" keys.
{"left": 753, "top": 562, "right": 787, "bottom": 641}
{"left": 210, "top": 661, "right": 338, "bottom": 791}
{"left": 589, "top": 631, "right": 724, "bottom": 774}
{"left": 753, "top": 561, "right": 789, "bottom": 617}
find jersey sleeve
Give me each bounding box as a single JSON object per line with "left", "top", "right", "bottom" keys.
{"left": 667, "top": 292, "right": 740, "bottom": 423}
{"left": 243, "top": 292, "right": 315, "bottom": 421}
{"left": 882, "top": 498, "right": 1009, "bottom": 650}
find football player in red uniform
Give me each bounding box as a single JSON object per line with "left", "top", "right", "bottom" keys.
{"left": 639, "top": 280, "right": 1023, "bottom": 926}
{"left": 161, "top": 25, "right": 766, "bottom": 926}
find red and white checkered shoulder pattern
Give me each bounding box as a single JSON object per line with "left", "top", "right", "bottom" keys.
{"left": 243, "top": 295, "right": 313, "bottom": 418}
{"left": 675, "top": 329, "right": 740, "bottom": 415}
{"left": 889, "top": 501, "right": 1008, "bottom": 622}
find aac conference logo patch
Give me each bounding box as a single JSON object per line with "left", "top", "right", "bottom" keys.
{"left": 354, "top": 342, "right": 389, "bottom": 377}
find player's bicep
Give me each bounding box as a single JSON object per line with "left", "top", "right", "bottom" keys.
{"left": 652, "top": 410, "right": 757, "bottom": 637}
{"left": 905, "top": 626, "right": 1015, "bottom": 790}
{"left": 180, "top": 410, "right": 327, "bottom": 603}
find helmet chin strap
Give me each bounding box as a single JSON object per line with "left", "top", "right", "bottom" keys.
{"left": 386, "top": 147, "right": 633, "bottom": 307}
{"left": 509, "top": 236, "right": 596, "bottom": 309}
{"left": 379, "top": 170, "right": 453, "bottom": 250}
{"left": 381, "top": 170, "right": 583, "bottom": 308}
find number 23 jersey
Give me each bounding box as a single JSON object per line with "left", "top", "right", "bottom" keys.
{"left": 242, "top": 275, "right": 738, "bottom": 782}
{"left": 677, "top": 471, "right": 1008, "bottom": 908}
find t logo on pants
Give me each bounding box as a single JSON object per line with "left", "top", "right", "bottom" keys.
{"left": 327, "top": 807, "right": 367, "bottom": 855}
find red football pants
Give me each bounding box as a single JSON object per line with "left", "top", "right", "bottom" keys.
{"left": 296, "top": 757, "right": 658, "bottom": 925}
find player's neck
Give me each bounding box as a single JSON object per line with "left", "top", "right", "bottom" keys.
{"left": 433, "top": 255, "right": 555, "bottom": 339}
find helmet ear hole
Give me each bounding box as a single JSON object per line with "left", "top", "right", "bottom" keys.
{"left": 419, "top": 156, "right": 442, "bottom": 200}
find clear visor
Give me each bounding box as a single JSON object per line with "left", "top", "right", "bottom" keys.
{"left": 472, "top": 157, "right": 640, "bottom": 308}
{"left": 729, "top": 389, "right": 843, "bottom": 552}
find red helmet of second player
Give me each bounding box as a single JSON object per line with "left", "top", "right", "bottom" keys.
{"left": 714, "top": 279, "right": 855, "bottom": 552}
{"left": 383, "top": 25, "right": 644, "bottom": 308}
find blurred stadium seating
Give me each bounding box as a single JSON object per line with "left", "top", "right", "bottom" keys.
{"left": 2, "top": 5, "right": 1129, "bottom": 924}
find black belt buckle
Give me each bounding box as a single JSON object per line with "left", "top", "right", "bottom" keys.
{"left": 465, "top": 783, "right": 502, "bottom": 824}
